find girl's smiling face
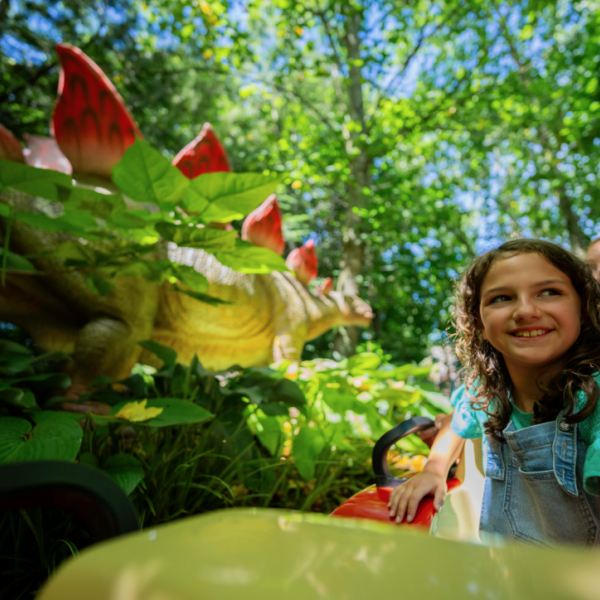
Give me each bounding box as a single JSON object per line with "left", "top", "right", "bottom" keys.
{"left": 479, "top": 252, "right": 582, "bottom": 371}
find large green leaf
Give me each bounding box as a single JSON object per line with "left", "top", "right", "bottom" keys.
{"left": 0, "top": 248, "right": 37, "bottom": 272}
{"left": 112, "top": 139, "right": 189, "bottom": 207}
{"left": 68, "top": 186, "right": 126, "bottom": 218}
{"left": 14, "top": 209, "right": 99, "bottom": 238}
{"left": 0, "top": 159, "right": 72, "bottom": 202}
{"left": 138, "top": 340, "right": 178, "bottom": 369}
{"left": 170, "top": 264, "right": 209, "bottom": 292}
{"left": 214, "top": 240, "right": 289, "bottom": 273}
{"left": 0, "top": 413, "right": 83, "bottom": 464}
{"left": 255, "top": 414, "right": 283, "bottom": 456}
{"left": 0, "top": 388, "right": 39, "bottom": 410}
{"left": 155, "top": 222, "right": 237, "bottom": 251}
{"left": 181, "top": 172, "right": 281, "bottom": 222}
{"left": 102, "top": 454, "right": 145, "bottom": 495}
{"left": 347, "top": 352, "right": 382, "bottom": 376}
{"left": 110, "top": 398, "right": 214, "bottom": 427}
{"left": 292, "top": 426, "right": 326, "bottom": 481}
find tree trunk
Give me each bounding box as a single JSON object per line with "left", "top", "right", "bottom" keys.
{"left": 334, "top": 5, "right": 371, "bottom": 357}
{"left": 556, "top": 185, "right": 587, "bottom": 257}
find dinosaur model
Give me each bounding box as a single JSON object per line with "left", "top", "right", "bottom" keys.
{"left": 0, "top": 44, "right": 373, "bottom": 398}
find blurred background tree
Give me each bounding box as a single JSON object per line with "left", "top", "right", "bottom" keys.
{"left": 2, "top": 0, "right": 600, "bottom": 363}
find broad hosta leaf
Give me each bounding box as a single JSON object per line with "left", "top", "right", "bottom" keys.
{"left": 182, "top": 172, "right": 281, "bottom": 222}
{"left": 155, "top": 222, "right": 237, "bottom": 251}
{"left": 0, "top": 159, "right": 72, "bottom": 202}
{"left": 111, "top": 398, "right": 213, "bottom": 427}
{"left": 0, "top": 413, "right": 83, "bottom": 464}
{"left": 0, "top": 248, "right": 36, "bottom": 272}
{"left": 138, "top": 340, "right": 178, "bottom": 369}
{"left": 112, "top": 139, "right": 189, "bottom": 207}
{"left": 214, "top": 240, "right": 289, "bottom": 273}
{"left": 293, "top": 426, "right": 326, "bottom": 481}
{"left": 102, "top": 454, "right": 145, "bottom": 495}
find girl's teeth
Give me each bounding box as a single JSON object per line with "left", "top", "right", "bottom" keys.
{"left": 514, "top": 329, "right": 547, "bottom": 337}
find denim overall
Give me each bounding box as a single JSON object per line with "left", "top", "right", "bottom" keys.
{"left": 480, "top": 414, "right": 600, "bottom": 547}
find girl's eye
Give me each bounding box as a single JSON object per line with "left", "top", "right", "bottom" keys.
{"left": 540, "top": 288, "right": 560, "bottom": 297}
{"left": 490, "top": 294, "right": 510, "bottom": 304}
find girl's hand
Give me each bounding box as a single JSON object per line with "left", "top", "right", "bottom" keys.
{"left": 388, "top": 469, "right": 447, "bottom": 524}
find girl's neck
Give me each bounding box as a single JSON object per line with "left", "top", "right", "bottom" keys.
{"left": 505, "top": 360, "right": 564, "bottom": 413}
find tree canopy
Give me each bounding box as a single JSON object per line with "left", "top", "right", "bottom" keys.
{"left": 2, "top": 0, "right": 599, "bottom": 362}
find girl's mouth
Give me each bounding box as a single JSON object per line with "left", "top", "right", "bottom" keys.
{"left": 509, "top": 329, "right": 553, "bottom": 338}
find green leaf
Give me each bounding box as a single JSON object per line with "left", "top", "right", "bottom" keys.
{"left": 214, "top": 239, "right": 289, "bottom": 273}
{"left": 85, "top": 274, "right": 115, "bottom": 297}
{"left": 14, "top": 209, "right": 99, "bottom": 238}
{"left": 68, "top": 186, "right": 126, "bottom": 218}
{"left": 347, "top": 352, "right": 382, "bottom": 375}
{"left": 0, "top": 159, "right": 72, "bottom": 202}
{"left": 138, "top": 340, "right": 178, "bottom": 369}
{"left": 155, "top": 222, "right": 237, "bottom": 251}
{"left": 0, "top": 248, "right": 37, "bottom": 272}
{"left": 79, "top": 451, "right": 99, "bottom": 469}
{"left": 0, "top": 388, "right": 39, "bottom": 409}
{"left": 0, "top": 413, "right": 82, "bottom": 463}
{"left": 102, "top": 453, "right": 145, "bottom": 495}
{"left": 112, "top": 139, "right": 189, "bottom": 207}
{"left": 181, "top": 172, "right": 281, "bottom": 222}
{"left": 172, "top": 285, "right": 230, "bottom": 306}
{"left": 255, "top": 414, "right": 283, "bottom": 455}
{"left": 293, "top": 426, "right": 326, "bottom": 481}
{"left": 169, "top": 265, "right": 208, "bottom": 293}
{"left": 110, "top": 398, "right": 214, "bottom": 427}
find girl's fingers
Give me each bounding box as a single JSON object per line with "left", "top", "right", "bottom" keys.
{"left": 388, "top": 486, "right": 404, "bottom": 517}
{"left": 396, "top": 490, "right": 412, "bottom": 523}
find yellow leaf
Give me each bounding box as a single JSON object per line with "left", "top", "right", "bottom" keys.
{"left": 203, "top": 49, "right": 213, "bottom": 60}
{"left": 294, "top": 26, "right": 304, "bottom": 36}
{"left": 291, "top": 180, "right": 302, "bottom": 189}
{"left": 114, "top": 399, "right": 163, "bottom": 422}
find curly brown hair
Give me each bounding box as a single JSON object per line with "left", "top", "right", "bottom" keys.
{"left": 453, "top": 238, "right": 600, "bottom": 442}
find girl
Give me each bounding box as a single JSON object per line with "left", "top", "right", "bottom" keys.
{"left": 389, "top": 239, "right": 600, "bottom": 546}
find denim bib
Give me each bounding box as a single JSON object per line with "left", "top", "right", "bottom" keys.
{"left": 480, "top": 414, "right": 600, "bottom": 547}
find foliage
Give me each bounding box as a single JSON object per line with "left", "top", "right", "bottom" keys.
{"left": 0, "top": 141, "right": 286, "bottom": 297}
{"left": 0, "top": 330, "right": 448, "bottom": 597}
{"left": 266, "top": 351, "right": 452, "bottom": 480}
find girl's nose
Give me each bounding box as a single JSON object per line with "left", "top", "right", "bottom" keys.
{"left": 513, "top": 296, "right": 541, "bottom": 321}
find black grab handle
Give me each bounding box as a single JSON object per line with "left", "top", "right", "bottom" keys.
{"left": 372, "top": 417, "right": 434, "bottom": 488}
{"left": 0, "top": 461, "right": 140, "bottom": 543}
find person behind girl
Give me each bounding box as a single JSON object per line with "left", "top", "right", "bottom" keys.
{"left": 389, "top": 238, "right": 600, "bottom": 546}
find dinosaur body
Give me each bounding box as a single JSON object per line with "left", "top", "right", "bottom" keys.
{"left": 0, "top": 199, "right": 371, "bottom": 392}
{"left": 0, "top": 43, "right": 373, "bottom": 396}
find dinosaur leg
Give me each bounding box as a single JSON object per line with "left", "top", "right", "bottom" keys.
{"left": 272, "top": 331, "right": 305, "bottom": 363}
{"left": 65, "top": 316, "right": 142, "bottom": 399}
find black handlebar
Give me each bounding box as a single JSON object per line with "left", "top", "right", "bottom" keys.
{"left": 0, "top": 461, "right": 140, "bottom": 542}
{"left": 372, "top": 417, "right": 435, "bottom": 488}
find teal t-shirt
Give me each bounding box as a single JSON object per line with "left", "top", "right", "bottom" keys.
{"left": 450, "top": 383, "right": 600, "bottom": 496}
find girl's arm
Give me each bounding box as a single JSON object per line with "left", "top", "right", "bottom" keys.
{"left": 388, "top": 416, "right": 465, "bottom": 523}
